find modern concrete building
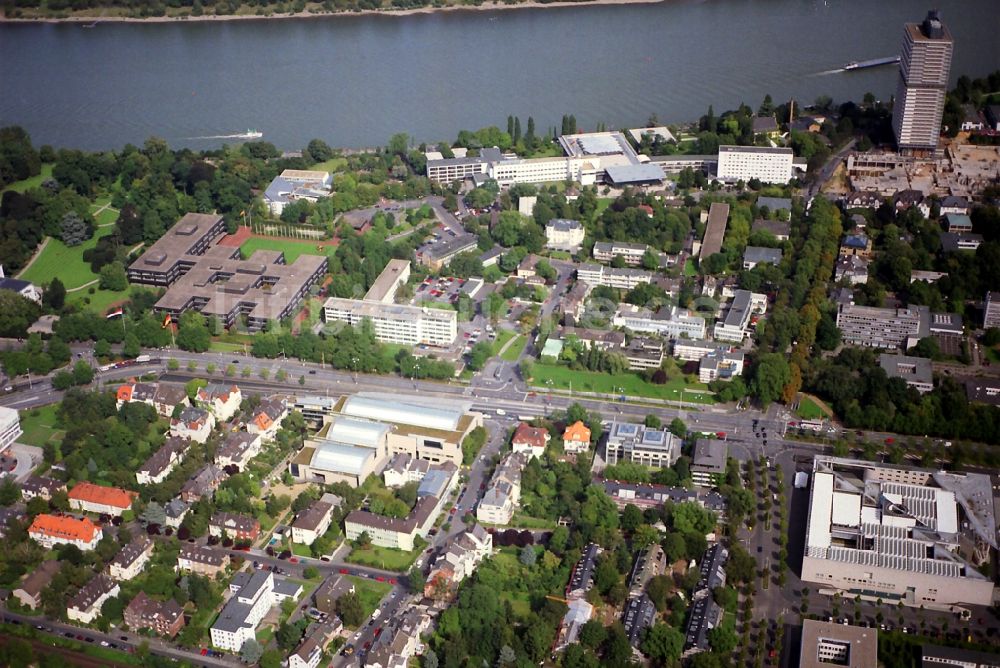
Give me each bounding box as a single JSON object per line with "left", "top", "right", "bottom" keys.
{"left": 576, "top": 263, "right": 653, "bottom": 290}
{"left": 713, "top": 290, "right": 767, "bottom": 342}
{"left": 0, "top": 406, "right": 21, "bottom": 455}
{"left": 985, "top": 292, "right": 1000, "bottom": 330}
{"left": 545, "top": 219, "right": 585, "bottom": 252}
{"left": 799, "top": 620, "right": 877, "bottom": 668}
{"left": 879, "top": 353, "right": 933, "bottom": 393}
{"left": 716, "top": 146, "right": 794, "bottom": 184}
{"left": 211, "top": 571, "right": 275, "bottom": 652}
{"left": 604, "top": 421, "right": 679, "bottom": 468}
{"left": 612, "top": 304, "right": 707, "bottom": 340}
{"left": 801, "top": 456, "right": 996, "bottom": 608}
{"left": 128, "top": 213, "right": 328, "bottom": 331}
{"left": 263, "top": 169, "right": 332, "bottom": 215}
{"left": 698, "top": 349, "right": 745, "bottom": 383}
{"left": 691, "top": 439, "right": 728, "bottom": 488}
{"left": 892, "top": 11, "right": 954, "bottom": 155}
{"left": 364, "top": 259, "right": 410, "bottom": 304}
{"left": 835, "top": 303, "right": 927, "bottom": 349}
{"left": 592, "top": 241, "right": 674, "bottom": 268}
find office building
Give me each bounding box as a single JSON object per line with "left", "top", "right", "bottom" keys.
{"left": 344, "top": 496, "right": 440, "bottom": 551}
{"left": 799, "top": 620, "right": 877, "bottom": 668}
{"left": 67, "top": 574, "right": 120, "bottom": 624}
{"left": 836, "top": 303, "right": 927, "bottom": 349}
{"left": 263, "top": 169, "right": 331, "bottom": 215}
{"left": 892, "top": 11, "right": 954, "bottom": 155}
{"left": 691, "top": 439, "right": 728, "bottom": 488}
{"left": 169, "top": 406, "right": 215, "bottom": 444}
{"left": 324, "top": 298, "right": 457, "bottom": 347}
{"left": 716, "top": 146, "right": 794, "bottom": 184}
{"left": 879, "top": 353, "right": 933, "bottom": 393}
{"left": 985, "top": 292, "right": 1000, "bottom": 329}
{"left": 699, "top": 349, "right": 745, "bottom": 383}
{"left": 612, "top": 303, "right": 707, "bottom": 340}
{"left": 417, "top": 234, "right": 480, "bottom": 271}
{"left": 604, "top": 421, "right": 679, "bottom": 468}
{"left": 128, "top": 213, "right": 327, "bottom": 331}
{"left": 592, "top": 241, "right": 674, "bottom": 268}
{"left": 801, "top": 456, "right": 996, "bottom": 608}
{"left": 576, "top": 263, "right": 653, "bottom": 290}
{"left": 546, "top": 219, "right": 585, "bottom": 252}
{"left": 211, "top": 571, "right": 275, "bottom": 652}
{"left": 920, "top": 645, "right": 1000, "bottom": 668}
{"left": 713, "top": 290, "right": 767, "bottom": 342}
{"left": 672, "top": 339, "right": 726, "bottom": 362}
{"left": 0, "top": 406, "right": 21, "bottom": 455}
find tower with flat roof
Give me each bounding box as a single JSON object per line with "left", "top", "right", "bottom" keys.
{"left": 892, "top": 10, "right": 953, "bottom": 155}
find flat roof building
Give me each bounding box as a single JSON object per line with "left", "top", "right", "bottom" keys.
{"left": 799, "top": 620, "right": 878, "bottom": 668}
{"left": 920, "top": 644, "right": 1000, "bottom": 667}
{"left": 576, "top": 263, "right": 654, "bottom": 290}
{"left": 801, "top": 456, "right": 996, "bottom": 608}
{"left": 612, "top": 303, "right": 707, "bottom": 340}
{"left": 0, "top": 406, "right": 21, "bottom": 455}
{"left": 604, "top": 421, "right": 679, "bottom": 469}
{"left": 716, "top": 146, "right": 794, "bottom": 184}
{"left": 128, "top": 213, "right": 327, "bottom": 331}
{"left": 691, "top": 439, "right": 728, "bottom": 488}
{"left": 713, "top": 290, "right": 767, "bottom": 342}
{"left": 879, "top": 353, "right": 933, "bottom": 393}
{"left": 836, "top": 303, "right": 928, "bottom": 349}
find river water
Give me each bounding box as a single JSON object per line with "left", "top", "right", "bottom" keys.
{"left": 1, "top": 0, "right": 997, "bottom": 151}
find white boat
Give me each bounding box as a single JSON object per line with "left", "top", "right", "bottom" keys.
{"left": 233, "top": 129, "right": 263, "bottom": 139}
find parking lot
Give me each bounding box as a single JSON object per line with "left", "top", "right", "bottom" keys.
{"left": 411, "top": 274, "right": 473, "bottom": 309}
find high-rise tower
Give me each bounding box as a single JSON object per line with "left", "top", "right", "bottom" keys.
{"left": 891, "top": 10, "right": 953, "bottom": 156}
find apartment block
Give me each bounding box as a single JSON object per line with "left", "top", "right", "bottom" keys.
{"left": 68, "top": 482, "right": 138, "bottom": 517}
{"left": 604, "top": 421, "right": 679, "bottom": 468}
{"left": 124, "top": 591, "right": 185, "bottom": 638}
{"left": 713, "top": 290, "right": 767, "bottom": 342}
{"left": 612, "top": 304, "right": 707, "bottom": 340}
{"left": 892, "top": 11, "right": 953, "bottom": 154}
{"left": 0, "top": 406, "right": 21, "bottom": 455}
{"left": 67, "top": 574, "right": 120, "bottom": 625}
{"left": 28, "top": 514, "right": 102, "bottom": 551}
{"left": 576, "top": 263, "right": 654, "bottom": 290}
{"left": 716, "top": 146, "right": 794, "bottom": 184}
{"left": 109, "top": 537, "right": 154, "bottom": 581}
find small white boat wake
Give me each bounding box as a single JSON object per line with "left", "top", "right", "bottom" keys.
{"left": 186, "top": 130, "right": 263, "bottom": 140}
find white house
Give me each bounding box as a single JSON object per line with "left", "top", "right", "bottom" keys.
{"left": 109, "top": 537, "right": 154, "bottom": 581}
{"left": 196, "top": 384, "right": 242, "bottom": 422}
{"left": 0, "top": 268, "right": 43, "bottom": 304}
{"left": 210, "top": 571, "right": 275, "bottom": 652}
{"left": 67, "top": 574, "right": 120, "bottom": 624}
{"left": 290, "top": 498, "right": 336, "bottom": 546}
{"left": 215, "top": 432, "right": 262, "bottom": 470}
{"left": 169, "top": 407, "right": 216, "bottom": 444}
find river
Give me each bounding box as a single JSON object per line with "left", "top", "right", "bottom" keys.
{"left": 1, "top": 0, "right": 997, "bottom": 151}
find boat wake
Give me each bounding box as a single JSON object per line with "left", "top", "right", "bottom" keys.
{"left": 813, "top": 68, "right": 844, "bottom": 76}
{"left": 186, "top": 131, "right": 263, "bottom": 140}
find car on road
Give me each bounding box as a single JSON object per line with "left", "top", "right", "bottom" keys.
{"left": 339, "top": 568, "right": 349, "bottom": 574}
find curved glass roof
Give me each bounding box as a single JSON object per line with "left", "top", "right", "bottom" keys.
{"left": 311, "top": 442, "right": 374, "bottom": 476}
{"left": 327, "top": 418, "right": 389, "bottom": 448}
{"left": 342, "top": 395, "right": 462, "bottom": 432}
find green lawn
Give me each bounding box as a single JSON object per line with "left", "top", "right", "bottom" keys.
{"left": 595, "top": 198, "right": 614, "bottom": 218}
{"left": 509, "top": 511, "right": 558, "bottom": 529}
{"left": 66, "top": 286, "right": 129, "bottom": 314}
{"left": 292, "top": 542, "right": 313, "bottom": 558}
{"left": 1, "top": 163, "right": 53, "bottom": 194}
{"left": 499, "top": 334, "right": 526, "bottom": 362}
{"left": 92, "top": 205, "right": 120, "bottom": 227}
{"left": 256, "top": 626, "right": 275, "bottom": 645}
{"left": 20, "top": 226, "right": 115, "bottom": 289}
{"left": 18, "top": 404, "right": 62, "bottom": 448}
{"left": 491, "top": 328, "right": 516, "bottom": 356}
{"left": 310, "top": 157, "right": 348, "bottom": 172}
{"left": 346, "top": 544, "right": 420, "bottom": 571}
{"left": 530, "top": 362, "right": 715, "bottom": 403}
{"left": 209, "top": 341, "right": 248, "bottom": 353}
{"left": 417, "top": 300, "right": 456, "bottom": 311}
{"left": 683, "top": 258, "right": 698, "bottom": 277}
{"left": 240, "top": 236, "right": 332, "bottom": 263}
{"left": 796, "top": 395, "right": 827, "bottom": 420}
{"left": 347, "top": 576, "right": 394, "bottom": 618}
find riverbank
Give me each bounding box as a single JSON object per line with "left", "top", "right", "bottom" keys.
{"left": 0, "top": 0, "right": 663, "bottom": 24}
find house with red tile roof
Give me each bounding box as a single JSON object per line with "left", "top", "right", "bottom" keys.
{"left": 68, "top": 482, "right": 138, "bottom": 517}
{"left": 195, "top": 383, "right": 242, "bottom": 422}
{"left": 169, "top": 406, "right": 216, "bottom": 444}
{"left": 247, "top": 398, "right": 287, "bottom": 441}
{"left": 28, "top": 514, "right": 103, "bottom": 551}
{"left": 562, "top": 421, "right": 592, "bottom": 454}
{"left": 511, "top": 422, "right": 550, "bottom": 460}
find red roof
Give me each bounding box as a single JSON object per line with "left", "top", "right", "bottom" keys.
{"left": 68, "top": 482, "right": 138, "bottom": 510}
{"left": 513, "top": 423, "right": 549, "bottom": 450}
{"left": 29, "top": 514, "right": 100, "bottom": 542}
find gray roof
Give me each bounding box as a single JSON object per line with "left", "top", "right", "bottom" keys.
{"left": 605, "top": 163, "right": 666, "bottom": 185}
{"left": 756, "top": 196, "right": 791, "bottom": 212}
{"left": 0, "top": 277, "right": 35, "bottom": 292}
{"left": 423, "top": 234, "right": 479, "bottom": 262}
{"left": 622, "top": 594, "right": 656, "bottom": 646}
{"left": 547, "top": 218, "right": 582, "bottom": 232}
{"left": 110, "top": 537, "right": 153, "bottom": 570}
{"left": 751, "top": 219, "right": 791, "bottom": 238}
{"left": 879, "top": 353, "right": 932, "bottom": 386}
{"left": 417, "top": 468, "right": 454, "bottom": 499}
{"left": 743, "top": 246, "right": 782, "bottom": 266}
{"left": 273, "top": 578, "right": 302, "bottom": 599}
{"left": 752, "top": 117, "right": 779, "bottom": 133}
{"left": 68, "top": 573, "right": 117, "bottom": 612}
{"left": 691, "top": 439, "right": 728, "bottom": 474}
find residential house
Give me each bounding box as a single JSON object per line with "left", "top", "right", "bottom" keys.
{"left": 209, "top": 512, "right": 260, "bottom": 543}
{"left": 344, "top": 496, "right": 439, "bottom": 551}
{"left": 153, "top": 385, "right": 190, "bottom": 418}
{"left": 109, "top": 537, "right": 154, "bottom": 581}
{"left": 623, "top": 594, "right": 657, "bottom": 647}
{"left": 511, "top": 422, "right": 550, "bottom": 459}
{"left": 68, "top": 482, "right": 138, "bottom": 517}
{"left": 180, "top": 464, "right": 228, "bottom": 503}
{"left": 247, "top": 398, "right": 287, "bottom": 441}
{"left": 0, "top": 273, "right": 42, "bottom": 303}
{"left": 988, "top": 105, "right": 1000, "bottom": 132}
{"left": 164, "top": 497, "right": 190, "bottom": 528}
{"left": 115, "top": 381, "right": 158, "bottom": 411}
{"left": 960, "top": 104, "right": 985, "bottom": 131}
{"left": 195, "top": 383, "right": 242, "bottom": 422}
{"left": 137, "top": 437, "right": 189, "bottom": 485}
{"left": 176, "top": 545, "right": 229, "bottom": 577}
{"left": 742, "top": 246, "right": 782, "bottom": 270}
{"left": 939, "top": 196, "right": 970, "bottom": 216}
{"left": 476, "top": 451, "right": 528, "bottom": 525}
{"left": 291, "top": 498, "right": 336, "bottom": 546}
{"left": 839, "top": 234, "right": 873, "bottom": 258}
{"left": 940, "top": 232, "right": 983, "bottom": 253}
{"left": 210, "top": 570, "right": 275, "bottom": 652}
{"left": 215, "top": 431, "right": 262, "bottom": 470}
{"left": 751, "top": 219, "right": 791, "bottom": 241}
{"left": 555, "top": 599, "right": 594, "bottom": 651}
{"left": 893, "top": 190, "right": 930, "bottom": 217}
{"left": 20, "top": 475, "right": 66, "bottom": 501}
{"left": 843, "top": 191, "right": 882, "bottom": 209}
{"left": 945, "top": 213, "right": 973, "bottom": 233}
{"left": 124, "top": 591, "right": 185, "bottom": 638}
{"left": 67, "top": 574, "right": 120, "bottom": 624}
{"left": 169, "top": 406, "right": 215, "bottom": 444}
{"left": 627, "top": 544, "right": 668, "bottom": 597}
{"left": 313, "top": 574, "right": 355, "bottom": 614}
{"left": 13, "top": 560, "right": 61, "bottom": 610}
{"left": 834, "top": 255, "right": 870, "bottom": 285}
{"left": 382, "top": 453, "right": 432, "bottom": 488}
{"left": 424, "top": 525, "right": 493, "bottom": 598}
{"left": 567, "top": 543, "right": 601, "bottom": 599}
{"left": 545, "top": 219, "right": 585, "bottom": 252}
{"left": 289, "top": 622, "right": 340, "bottom": 668}
{"left": 878, "top": 353, "right": 933, "bottom": 394}
{"left": 28, "top": 514, "right": 102, "bottom": 551}
{"left": 751, "top": 116, "right": 780, "bottom": 137}
{"left": 562, "top": 421, "right": 591, "bottom": 454}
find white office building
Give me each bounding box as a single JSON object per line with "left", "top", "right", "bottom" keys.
{"left": 713, "top": 290, "right": 767, "bottom": 342}
{"left": 324, "top": 299, "right": 457, "bottom": 347}
{"left": 801, "top": 456, "right": 995, "bottom": 608}
{"left": 211, "top": 571, "right": 275, "bottom": 652}
{"left": 613, "top": 304, "right": 707, "bottom": 340}
{"left": 716, "top": 146, "right": 794, "bottom": 184}
{"left": 577, "top": 263, "right": 654, "bottom": 290}
{"left": 0, "top": 406, "right": 22, "bottom": 455}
